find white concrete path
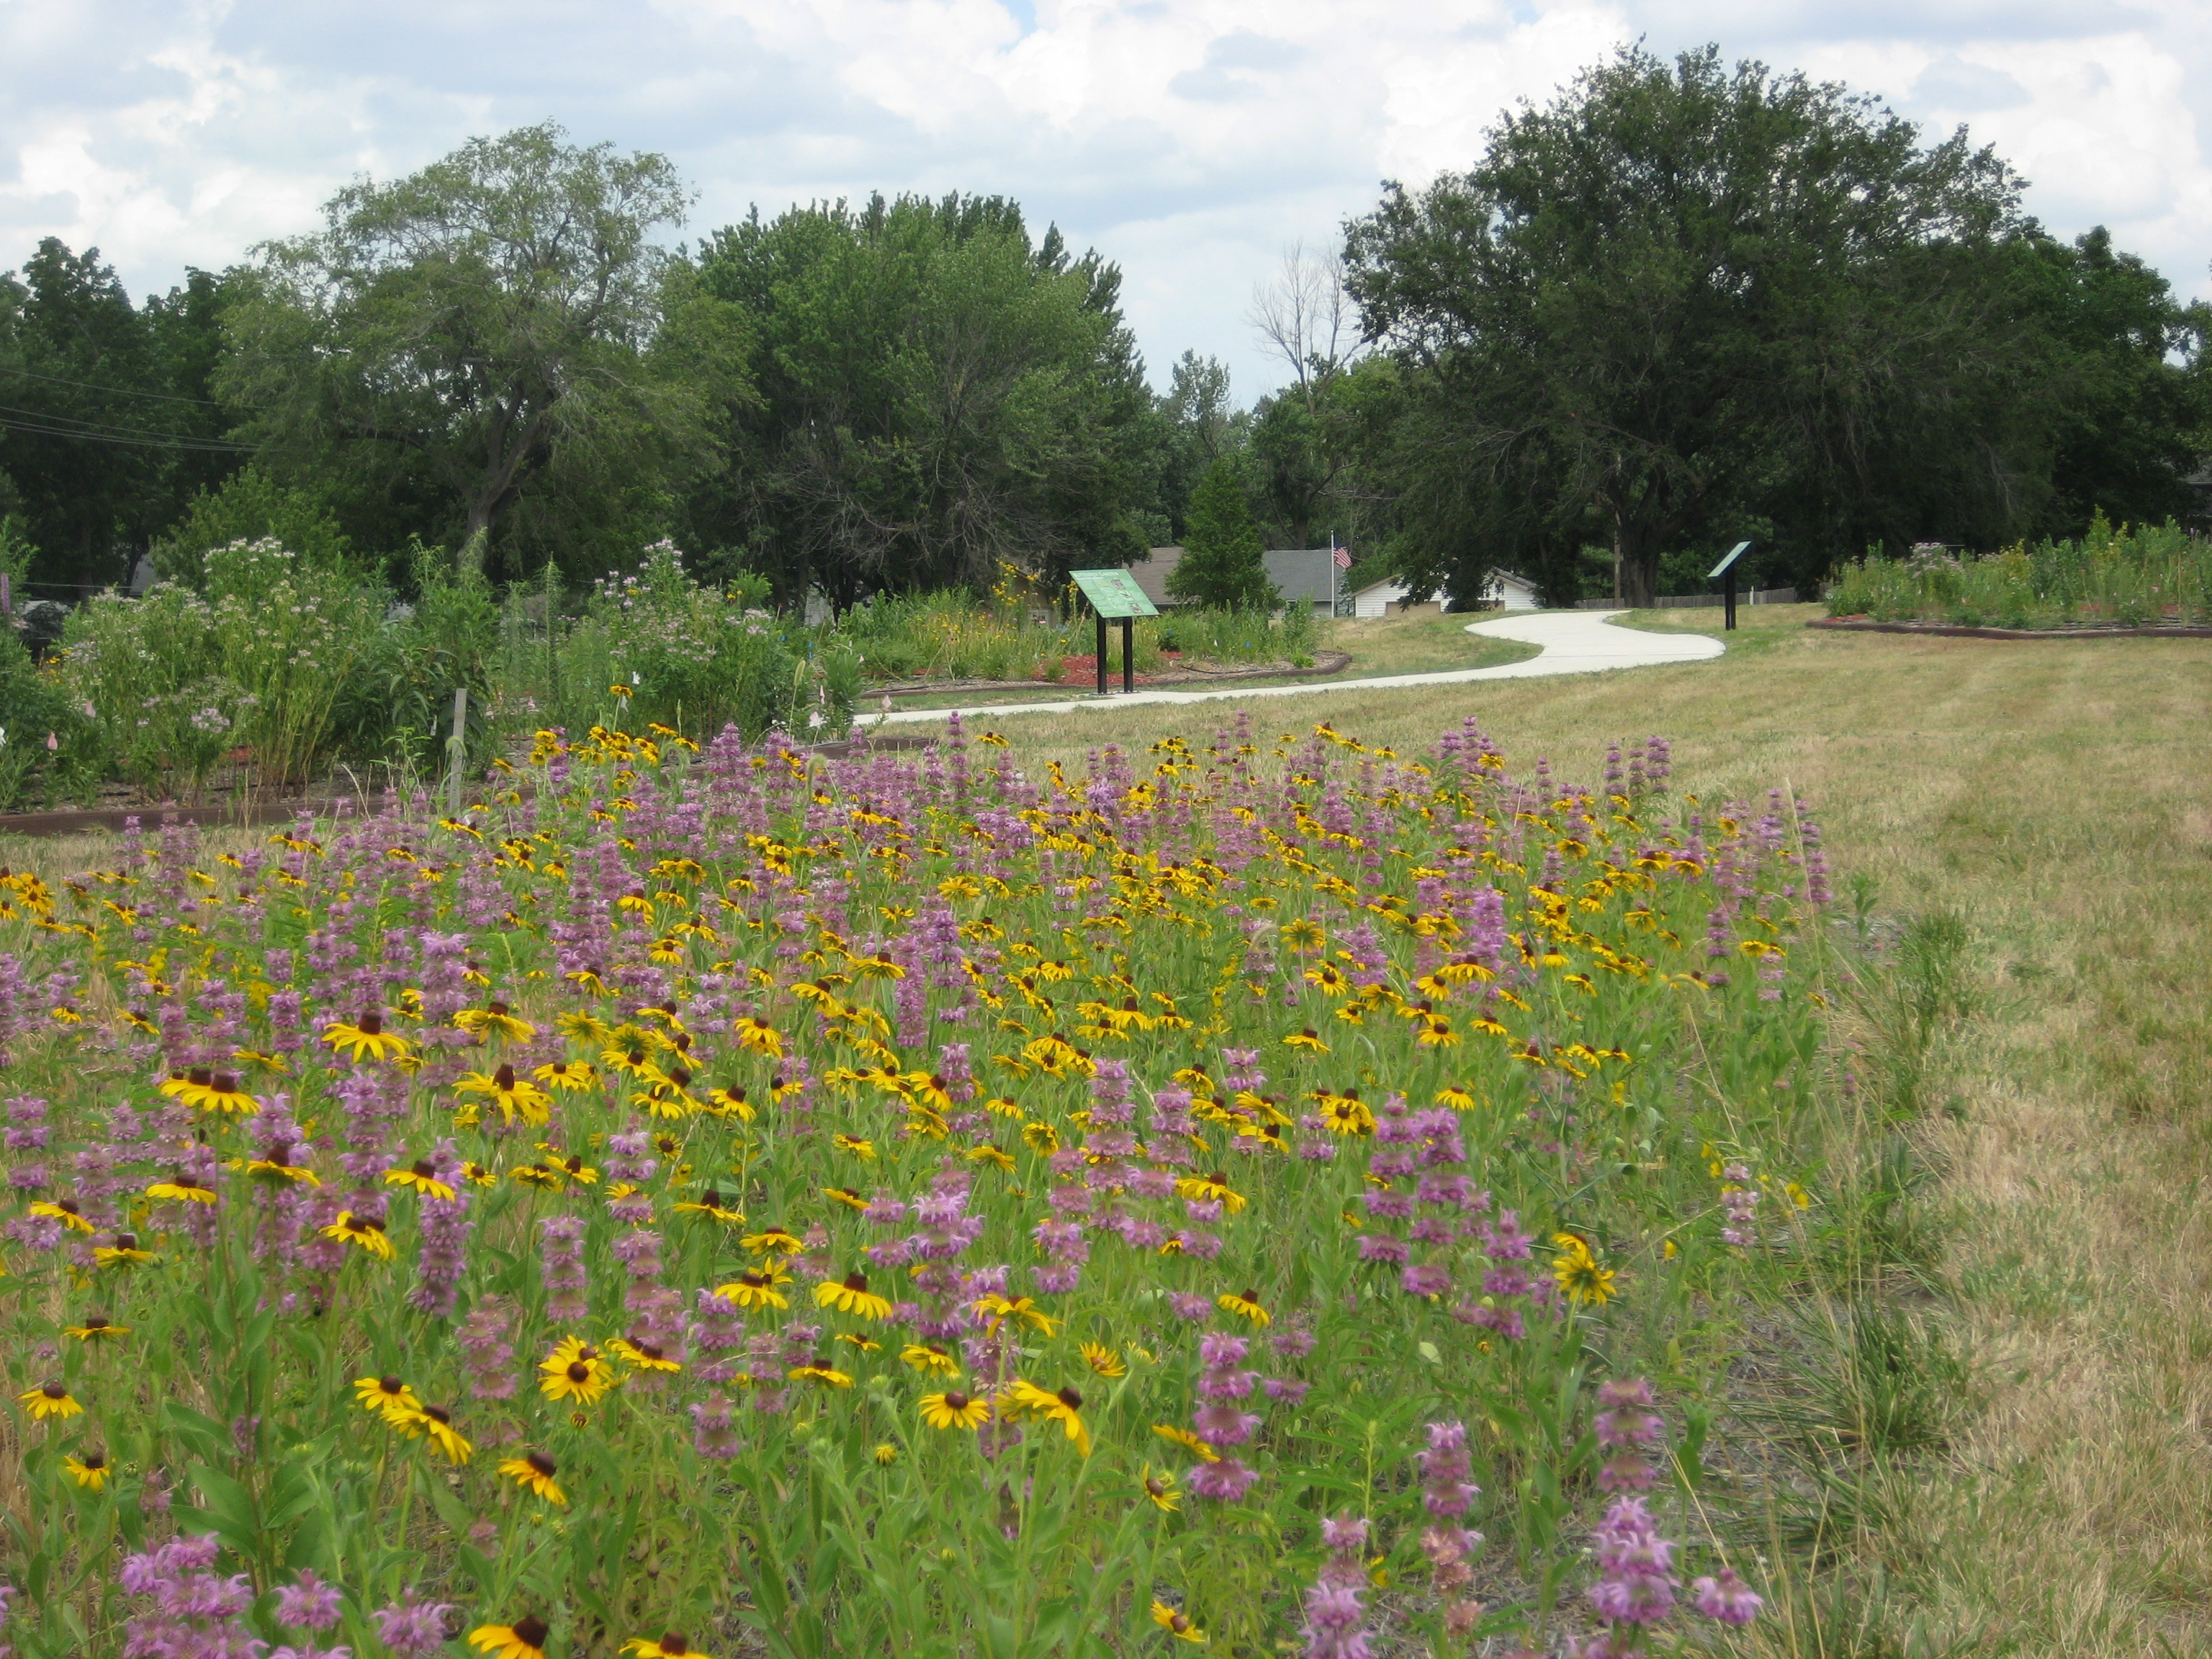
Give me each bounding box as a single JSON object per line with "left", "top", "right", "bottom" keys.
{"left": 875, "top": 608, "right": 1723, "bottom": 727}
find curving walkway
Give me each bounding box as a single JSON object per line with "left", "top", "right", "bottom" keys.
{"left": 875, "top": 608, "right": 1723, "bottom": 727}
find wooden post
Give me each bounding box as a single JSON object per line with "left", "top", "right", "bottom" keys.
{"left": 446, "top": 686, "right": 468, "bottom": 814}
{"left": 1122, "top": 616, "right": 1134, "bottom": 694}
{"left": 1724, "top": 567, "right": 1737, "bottom": 631}
{"left": 1095, "top": 611, "right": 1107, "bottom": 696}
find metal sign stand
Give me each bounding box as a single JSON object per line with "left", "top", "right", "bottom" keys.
{"left": 1707, "top": 541, "right": 1752, "bottom": 631}
{"left": 1069, "top": 569, "right": 1159, "bottom": 696}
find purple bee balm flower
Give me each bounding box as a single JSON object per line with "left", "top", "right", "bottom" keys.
{"left": 370, "top": 1598, "right": 454, "bottom": 1658}
{"left": 1169, "top": 1292, "right": 1213, "bottom": 1320}
{"left": 1692, "top": 1566, "right": 1763, "bottom": 1626}
{"left": 1186, "top": 1455, "right": 1259, "bottom": 1502}
{"left": 273, "top": 1569, "right": 343, "bottom": 1629}
{"left": 1400, "top": 1262, "right": 1452, "bottom": 1298}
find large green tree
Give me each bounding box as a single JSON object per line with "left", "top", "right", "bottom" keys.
{"left": 222, "top": 124, "right": 711, "bottom": 577}
{"left": 1345, "top": 45, "right": 2035, "bottom": 603}
{"left": 0, "top": 240, "right": 246, "bottom": 590}
{"left": 680, "top": 193, "right": 1153, "bottom": 607}
{"left": 1168, "top": 457, "right": 1276, "bottom": 609}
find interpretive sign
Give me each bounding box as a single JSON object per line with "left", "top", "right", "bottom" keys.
{"left": 1708, "top": 541, "right": 1752, "bottom": 631}
{"left": 1070, "top": 568, "right": 1159, "bottom": 619}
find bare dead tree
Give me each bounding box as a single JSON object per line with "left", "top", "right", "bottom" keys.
{"left": 1249, "top": 240, "right": 1359, "bottom": 408}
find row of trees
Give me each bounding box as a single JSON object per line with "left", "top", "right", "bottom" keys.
{"left": 2, "top": 49, "right": 2207, "bottom": 608}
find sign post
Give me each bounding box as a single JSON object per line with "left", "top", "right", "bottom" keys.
{"left": 1707, "top": 541, "right": 1752, "bottom": 632}
{"left": 1069, "top": 569, "right": 1159, "bottom": 696}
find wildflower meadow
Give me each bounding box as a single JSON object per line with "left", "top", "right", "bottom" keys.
{"left": 0, "top": 710, "right": 1835, "bottom": 1658}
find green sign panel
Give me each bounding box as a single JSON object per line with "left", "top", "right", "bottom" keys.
{"left": 1070, "top": 567, "right": 1159, "bottom": 619}
{"left": 1707, "top": 541, "right": 1752, "bottom": 581}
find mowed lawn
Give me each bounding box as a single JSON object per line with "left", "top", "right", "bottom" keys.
{"left": 975, "top": 603, "right": 2212, "bottom": 1656}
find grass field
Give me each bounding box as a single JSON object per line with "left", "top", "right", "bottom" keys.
{"left": 911, "top": 601, "right": 2212, "bottom": 1656}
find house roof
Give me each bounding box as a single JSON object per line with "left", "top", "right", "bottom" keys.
{"left": 1129, "top": 546, "right": 1339, "bottom": 606}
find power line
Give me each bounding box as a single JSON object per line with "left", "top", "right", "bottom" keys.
{"left": 0, "top": 400, "right": 246, "bottom": 445}
{"left": 0, "top": 364, "right": 234, "bottom": 408}
{"left": 0, "top": 415, "right": 256, "bottom": 453}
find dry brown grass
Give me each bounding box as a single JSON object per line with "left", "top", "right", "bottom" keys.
{"left": 950, "top": 603, "right": 2212, "bottom": 1656}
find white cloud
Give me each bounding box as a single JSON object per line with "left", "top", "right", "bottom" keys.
{"left": 0, "top": 0, "right": 2203, "bottom": 402}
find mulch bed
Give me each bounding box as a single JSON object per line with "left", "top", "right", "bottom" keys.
{"left": 1810, "top": 616, "right": 2212, "bottom": 640}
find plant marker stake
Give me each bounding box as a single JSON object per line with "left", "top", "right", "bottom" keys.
{"left": 446, "top": 686, "right": 468, "bottom": 814}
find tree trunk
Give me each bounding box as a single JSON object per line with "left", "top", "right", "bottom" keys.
{"left": 1613, "top": 519, "right": 1660, "bottom": 608}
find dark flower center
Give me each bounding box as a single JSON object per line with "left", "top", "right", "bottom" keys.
{"left": 637, "top": 1342, "right": 664, "bottom": 1362}
{"left": 114, "top": 1233, "right": 138, "bottom": 1250}
{"left": 526, "top": 1452, "right": 557, "bottom": 1477}
{"left": 702, "top": 1190, "right": 723, "bottom": 1207}
{"left": 359, "top": 1014, "right": 383, "bottom": 1035}
{"left": 660, "top": 1637, "right": 690, "bottom": 1657}
{"left": 82, "top": 1315, "right": 108, "bottom": 1331}
{"left": 213, "top": 1073, "right": 239, "bottom": 1094}
{"left": 380, "top": 1375, "right": 403, "bottom": 1394}
{"left": 842, "top": 1272, "right": 869, "bottom": 1293}
{"left": 514, "top": 1615, "right": 550, "bottom": 1645}
{"left": 567, "top": 1362, "right": 591, "bottom": 1383}
{"left": 412, "top": 1160, "right": 436, "bottom": 1179}
{"left": 83, "top": 1451, "right": 107, "bottom": 1469}
{"left": 1057, "top": 1387, "right": 1084, "bottom": 1410}
{"left": 1241, "top": 1289, "right": 1259, "bottom": 1305}
{"left": 56, "top": 1199, "right": 80, "bottom": 1216}
{"left": 487, "top": 1000, "right": 509, "bottom": 1017}
{"left": 494, "top": 1065, "right": 516, "bottom": 1090}
{"left": 668, "top": 1065, "right": 691, "bottom": 1087}
{"left": 41, "top": 1382, "right": 66, "bottom": 1399}
{"left": 943, "top": 1390, "right": 970, "bottom": 1411}
{"left": 188, "top": 1068, "right": 212, "bottom": 1087}
{"left": 423, "top": 1405, "right": 452, "bottom": 1425}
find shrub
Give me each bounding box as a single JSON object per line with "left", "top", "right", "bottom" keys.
{"left": 1827, "top": 516, "right": 2212, "bottom": 626}
{"left": 0, "top": 631, "right": 102, "bottom": 810}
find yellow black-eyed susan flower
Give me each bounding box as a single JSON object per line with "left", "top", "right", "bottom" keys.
{"left": 673, "top": 1189, "right": 744, "bottom": 1223}
{"left": 821, "top": 1186, "right": 868, "bottom": 1212}
{"left": 732, "top": 1016, "right": 783, "bottom": 1057}
{"left": 322, "top": 1012, "right": 411, "bottom": 1064}
{"left": 534, "top": 1059, "right": 595, "bottom": 1092}
{"left": 972, "top": 1294, "right": 1058, "bottom": 1336}
{"left": 1282, "top": 1027, "right": 1329, "bottom": 1053}
{"left": 539, "top": 1346, "right": 614, "bottom": 1406}
{"left": 471, "top": 1617, "right": 552, "bottom": 1659}
{"left": 238, "top": 1143, "right": 319, "bottom": 1187}
{"left": 145, "top": 1174, "right": 217, "bottom": 1205}
{"left": 621, "top": 1633, "right": 713, "bottom": 1658}
{"left": 63, "top": 1314, "right": 128, "bottom": 1342}
{"left": 832, "top": 1133, "right": 876, "bottom": 1161}
{"left": 901, "top": 1343, "right": 960, "bottom": 1377}
{"left": 63, "top": 1449, "right": 111, "bottom": 1491}
{"left": 496, "top": 1452, "right": 566, "bottom": 1505}
{"left": 402, "top": 1403, "right": 473, "bottom": 1464}
{"left": 1552, "top": 1236, "right": 1617, "bottom": 1306}
{"left": 1218, "top": 1289, "right": 1271, "bottom": 1328}
{"left": 194, "top": 1072, "right": 258, "bottom": 1115}
{"left": 456, "top": 1001, "right": 536, "bottom": 1042}
{"left": 1150, "top": 1601, "right": 1207, "bottom": 1643}
{"left": 460, "top": 1161, "right": 496, "bottom": 1187}
{"left": 740, "top": 1225, "right": 803, "bottom": 1257}
{"left": 323, "top": 1212, "right": 395, "bottom": 1260}
{"left": 919, "top": 1389, "right": 991, "bottom": 1430}
{"left": 1080, "top": 1341, "right": 1126, "bottom": 1378}
{"left": 385, "top": 1159, "right": 456, "bottom": 1200}
{"left": 28, "top": 1197, "right": 94, "bottom": 1233}
{"left": 94, "top": 1232, "right": 155, "bottom": 1269}
{"left": 1152, "top": 1424, "right": 1219, "bottom": 1462}
{"left": 18, "top": 1381, "right": 82, "bottom": 1420}
{"left": 814, "top": 1271, "right": 892, "bottom": 1320}
{"left": 610, "top": 1336, "right": 683, "bottom": 1374}
{"left": 1173, "top": 1172, "right": 1247, "bottom": 1214}
{"left": 1141, "top": 1465, "right": 1181, "bottom": 1511}
{"left": 714, "top": 1271, "right": 789, "bottom": 1311}
{"left": 455, "top": 1064, "right": 550, "bottom": 1126}
{"left": 355, "top": 1374, "right": 421, "bottom": 1424}
{"left": 788, "top": 1357, "right": 853, "bottom": 1389}
{"left": 1020, "top": 1121, "right": 1060, "bottom": 1154}
{"left": 1006, "top": 1381, "right": 1090, "bottom": 1456}
{"left": 703, "top": 1084, "right": 754, "bottom": 1120}
{"left": 966, "top": 1143, "right": 1015, "bottom": 1172}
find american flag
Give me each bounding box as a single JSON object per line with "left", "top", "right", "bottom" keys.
{"left": 1331, "top": 542, "right": 1352, "bottom": 570}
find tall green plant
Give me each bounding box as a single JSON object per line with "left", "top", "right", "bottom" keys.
{"left": 1168, "top": 460, "right": 1277, "bottom": 611}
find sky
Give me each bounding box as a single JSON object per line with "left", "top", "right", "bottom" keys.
{"left": 1, "top": 0, "right": 2206, "bottom": 401}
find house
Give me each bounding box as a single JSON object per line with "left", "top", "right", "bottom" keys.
{"left": 1130, "top": 546, "right": 1339, "bottom": 613}
{"left": 1345, "top": 568, "right": 1539, "bottom": 617}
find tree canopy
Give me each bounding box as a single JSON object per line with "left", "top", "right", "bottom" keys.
{"left": 220, "top": 124, "right": 709, "bottom": 577}
{"left": 678, "top": 193, "right": 1153, "bottom": 607}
